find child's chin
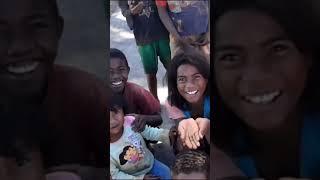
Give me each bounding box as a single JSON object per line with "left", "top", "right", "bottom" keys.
{"left": 111, "top": 85, "right": 124, "bottom": 93}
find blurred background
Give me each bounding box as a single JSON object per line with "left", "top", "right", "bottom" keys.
{"left": 56, "top": 0, "right": 108, "bottom": 80}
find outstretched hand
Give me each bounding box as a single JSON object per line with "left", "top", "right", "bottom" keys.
{"left": 178, "top": 118, "right": 201, "bottom": 149}
{"left": 195, "top": 118, "right": 210, "bottom": 139}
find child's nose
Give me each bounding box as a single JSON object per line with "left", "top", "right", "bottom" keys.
{"left": 185, "top": 81, "right": 196, "bottom": 89}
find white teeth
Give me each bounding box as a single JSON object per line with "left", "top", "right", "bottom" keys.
{"left": 112, "top": 81, "right": 122, "bottom": 86}
{"left": 186, "top": 90, "right": 198, "bottom": 95}
{"left": 244, "top": 91, "right": 280, "bottom": 104}
{"left": 7, "top": 61, "right": 39, "bottom": 74}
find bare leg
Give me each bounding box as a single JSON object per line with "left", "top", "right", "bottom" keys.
{"left": 146, "top": 74, "right": 158, "bottom": 100}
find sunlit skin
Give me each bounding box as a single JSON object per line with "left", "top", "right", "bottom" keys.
{"left": 176, "top": 64, "right": 209, "bottom": 149}
{"left": 110, "top": 108, "right": 125, "bottom": 143}
{"left": 109, "top": 58, "right": 129, "bottom": 94}
{"left": 177, "top": 64, "right": 208, "bottom": 111}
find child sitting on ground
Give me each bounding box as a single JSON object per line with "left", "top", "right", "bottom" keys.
{"left": 109, "top": 93, "right": 172, "bottom": 180}
{"left": 171, "top": 150, "right": 209, "bottom": 180}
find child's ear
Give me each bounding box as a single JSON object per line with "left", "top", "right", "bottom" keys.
{"left": 57, "top": 16, "right": 64, "bottom": 38}
{"left": 128, "top": 66, "right": 131, "bottom": 73}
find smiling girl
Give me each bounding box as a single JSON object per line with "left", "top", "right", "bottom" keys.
{"left": 165, "top": 51, "right": 210, "bottom": 154}
{"left": 213, "top": 0, "right": 320, "bottom": 178}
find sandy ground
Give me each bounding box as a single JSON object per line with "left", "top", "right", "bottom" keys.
{"left": 110, "top": 3, "right": 176, "bottom": 167}
{"left": 110, "top": 4, "right": 169, "bottom": 104}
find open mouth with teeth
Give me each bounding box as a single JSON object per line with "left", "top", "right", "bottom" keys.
{"left": 6, "top": 61, "right": 40, "bottom": 75}
{"left": 242, "top": 90, "right": 282, "bottom": 105}
{"left": 186, "top": 90, "right": 199, "bottom": 95}
{"left": 111, "top": 80, "right": 123, "bottom": 86}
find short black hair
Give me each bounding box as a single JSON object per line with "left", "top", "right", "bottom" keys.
{"left": 110, "top": 48, "right": 129, "bottom": 67}
{"left": 119, "top": 145, "right": 132, "bottom": 165}
{"left": 110, "top": 92, "right": 128, "bottom": 114}
{"left": 171, "top": 150, "right": 209, "bottom": 177}
{"left": 167, "top": 51, "right": 210, "bottom": 110}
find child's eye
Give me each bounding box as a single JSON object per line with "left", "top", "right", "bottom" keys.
{"left": 216, "top": 53, "right": 242, "bottom": 68}
{"left": 177, "top": 77, "right": 186, "bottom": 83}
{"left": 194, "top": 75, "right": 202, "bottom": 80}
{"left": 218, "top": 54, "right": 241, "bottom": 62}
{"left": 119, "top": 68, "right": 127, "bottom": 72}
{"left": 271, "top": 43, "right": 290, "bottom": 56}
{"left": 30, "top": 20, "right": 49, "bottom": 29}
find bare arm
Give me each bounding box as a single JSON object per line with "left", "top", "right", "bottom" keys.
{"left": 156, "top": 6, "right": 181, "bottom": 39}
{"left": 118, "top": 1, "right": 131, "bottom": 18}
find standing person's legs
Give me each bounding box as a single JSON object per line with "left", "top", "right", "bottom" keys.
{"left": 156, "top": 39, "right": 171, "bottom": 70}
{"left": 149, "top": 159, "right": 171, "bottom": 180}
{"left": 138, "top": 43, "right": 159, "bottom": 100}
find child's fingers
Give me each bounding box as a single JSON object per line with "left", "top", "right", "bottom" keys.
{"left": 192, "top": 134, "right": 200, "bottom": 148}
{"left": 199, "top": 131, "right": 204, "bottom": 139}
{"left": 184, "top": 131, "right": 193, "bottom": 149}
{"left": 194, "top": 135, "right": 201, "bottom": 147}
{"left": 178, "top": 126, "right": 186, "bottom": 141}
{"left": 194, "top": 131, "right": 200, "bottom": 142}
{"left": 191, "top": 136, "right": 198, "bottom": 149}
{"left": 188, "top": 132, "right": 197, "bottom": 149}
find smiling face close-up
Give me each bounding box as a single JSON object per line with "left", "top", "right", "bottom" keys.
{"left": 110, "top": 58, "right": 129, "bottom": 93}
{"left": 214, "top": 9, "right": 311, "bottom": 131}
{"left": 0, "top": 0, "right": 62, "bottom": 106}
{"left": 177, "top": 64, "right": 208, "bottom": 105}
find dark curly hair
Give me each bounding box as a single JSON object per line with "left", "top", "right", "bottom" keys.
{"left": 171, "top": 150, "right": 209, "bottom": 177}
{"left": 110, "top": 92, "right": 128, "bottom": 114}
{"left": 167, "top": 51, "right": 210, "bottom": 110}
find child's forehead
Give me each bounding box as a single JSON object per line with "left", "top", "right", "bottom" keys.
{"left": 0, "top": 0, "right": 57, "bottom": 21}
{"left": 110, "top": 57, "right": 127, "bottom": 66}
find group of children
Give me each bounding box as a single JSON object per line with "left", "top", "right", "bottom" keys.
{"left": 109, "top": 48, "right": 210, "bottom": 179}
{"left": 111, "top": 0, "right": 320, "bottom": 179}
{"left": 109, "top": 1, "right": 210, "bottom": 179}
{"left": 3, "top": 0, "right": 320, "bottom": 179}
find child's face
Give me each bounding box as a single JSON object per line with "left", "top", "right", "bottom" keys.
{"left": 110, "top": 107, "right": 125, "bottom": 136}
{"left": 110, "top": 58, "right": 129, "bottom": 93}
{"left": 0, "top": 0, "right": 61, "bottom": 103}
{"left": 173, "top": 172, "right": 207, "bottom": 180}
{"left": 214, "top": 10, "right": 310, "bottom": 130}
{"left": 177, "top": 64, "right": 208, "bottom": 105}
